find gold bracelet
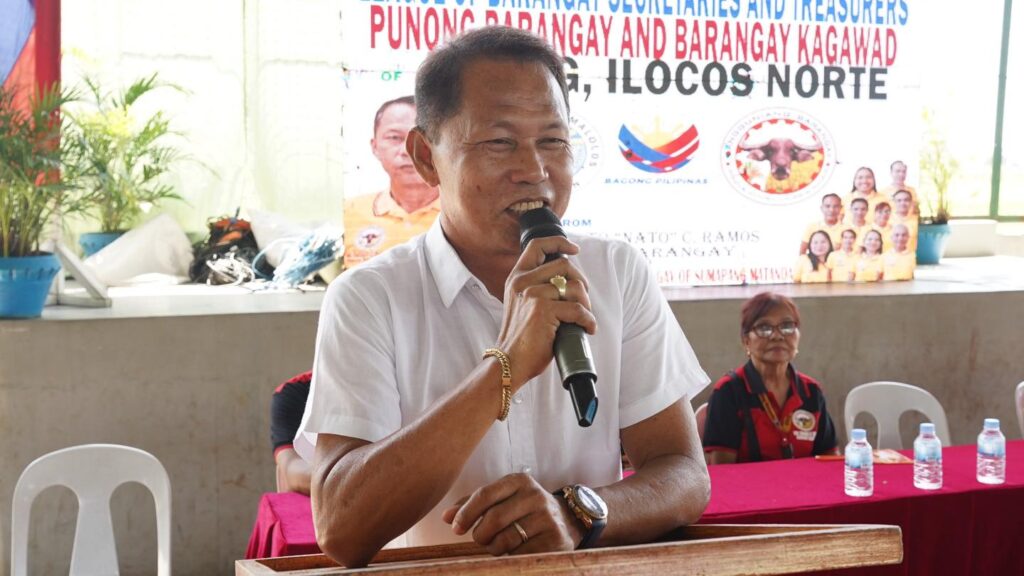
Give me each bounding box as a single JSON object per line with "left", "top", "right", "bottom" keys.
{"left": 482, "top": 348, "right": 513, "bottom": 422}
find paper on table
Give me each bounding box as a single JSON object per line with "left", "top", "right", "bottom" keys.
{"left": 815, "top": 449, "right": 913, "bottom": 464}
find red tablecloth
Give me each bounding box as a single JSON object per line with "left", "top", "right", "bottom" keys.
{"left": 247, "top": 441, "right": 1024, "bottom": 574}
{"left": 245, "top": 491, "right": 321, "bottom": 559}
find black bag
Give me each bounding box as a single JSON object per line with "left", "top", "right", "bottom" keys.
{"left": 189, "top": 213, "right": 266, "bottom": 284}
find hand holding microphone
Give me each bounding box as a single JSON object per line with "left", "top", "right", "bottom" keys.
{"left": 516, "top": 207, "right": 599, "bottom": 427}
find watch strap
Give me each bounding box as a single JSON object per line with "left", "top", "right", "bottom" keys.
{"left": 557, "top": 485, "right": 607, "bottom": 549}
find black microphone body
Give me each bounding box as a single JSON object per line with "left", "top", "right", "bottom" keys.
{"left": 519, "top": 207, "right": 599, "bottom": 427}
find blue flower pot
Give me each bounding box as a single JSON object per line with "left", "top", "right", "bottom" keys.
{"left": 0, "top": 254, "right": 61, "bottom": 318}
{"left": 916, "top": 223, "right": 952, "bottom": 265}
{"left": 79, "top": 231, "right": 124, "bottom": 257}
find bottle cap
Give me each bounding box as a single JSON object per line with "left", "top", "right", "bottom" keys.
{"left": 983, "top": 418, "right": 1000, "bottom": 430}
{"left": 920, "top": 422, "right": 935, "bottom": 435}
{"left": 852, "top": 428, "right": 867, "bottom": 441}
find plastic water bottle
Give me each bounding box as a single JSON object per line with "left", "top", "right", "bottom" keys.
{"left": 977, "top": 418, "right": 1006, "bottom": 485}
{"left": 845, "top": 428, "right": 873, "bottom": 497}
{"left": 913, "top": 422, "right": 943, "bottom": 490}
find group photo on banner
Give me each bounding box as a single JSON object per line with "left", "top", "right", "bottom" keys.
{"left": 341, "top": 0, "right": 919, "bottom": 286}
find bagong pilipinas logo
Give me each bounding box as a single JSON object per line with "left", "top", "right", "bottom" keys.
{"left": 721, "top": 108, "right": 836, "bottom": 205}
{"left": 569, "top": 114, "right": 601, "bottom": 188}
{"left": 618, "top": 118, "right": 699, "bottom": 174}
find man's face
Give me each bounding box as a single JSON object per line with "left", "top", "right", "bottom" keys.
{"left": 891, "top": 162, "right": 907, "bottom": 183}
{"left": 372, "top": 103, "right": 423, "bottom": 190}
{"left": 851, "top": 201, "right": 868, "bottom": 223}
{"left": 821, "top": 196, "right": 841, "bottom": 223}
{"left": 421, "top": 59, "right": 572, "bottom": 258}
{"left": 841, "top": 231, "right": 856, "bottom": 251}
{"left": 894, "top": 192, "right": 913, "bottom": 216}
{"left": 892, "top": 226, "right": 909, "bottom": 251}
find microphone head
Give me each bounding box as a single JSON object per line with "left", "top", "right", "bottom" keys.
{"left": 519, "top": 206, "right": 566, "bottom": 251}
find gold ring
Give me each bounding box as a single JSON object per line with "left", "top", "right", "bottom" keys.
{"left": 513, "top": 520, "right": 529, "bottom": 544}
{"left": 549, "top": 274, "right": 567, "bottom": 301}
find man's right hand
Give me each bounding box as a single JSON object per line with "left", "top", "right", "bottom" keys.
{"left": 495, "top": 236, "right": 596, "bottom": 391}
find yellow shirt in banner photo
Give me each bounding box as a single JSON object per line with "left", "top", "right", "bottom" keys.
{"left": 801, "top": 221, "right": 846, "bottom": 250}
{"left": 793, "top": 256, "right": 830, "bottom": 283}
{"left": 854, "top": 253, "right": 884, "bottom": 282}
{"left": 826, "top": 250, "right": 858, "bottom": 283}
{"left": 843, "top": 192, "right": 886, "bottom": 225}
{"left": 881, "top": 184, "right": 918, "bottom": 206}
{"left": 343, "top": 191, "right": 441, "bottom": 270}
{"left": 883, "top": 249, "right": 915, "bottom": 280}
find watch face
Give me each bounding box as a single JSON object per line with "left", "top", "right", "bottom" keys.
{"left": 574, "top": 485, "right": 608, "bottom": 519}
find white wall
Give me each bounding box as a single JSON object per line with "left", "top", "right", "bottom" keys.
{"left": 61, "top": 0, "right": 345, "bottom": 234}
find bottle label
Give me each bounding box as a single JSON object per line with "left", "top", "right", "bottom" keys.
{"left": 846, "top": 449, "right": 871, "bottom": 469}
{"left": 978, "top": 440, "right": 1006, "bottom": 458}
{"left": 915, "top": 443, "right": 941, "bottom": 462}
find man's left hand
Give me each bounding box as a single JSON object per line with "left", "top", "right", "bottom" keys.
{"left": 441, "top": 473, "right": 583, "bottom": 555}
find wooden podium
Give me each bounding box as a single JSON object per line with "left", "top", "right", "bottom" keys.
{"left": 236, "top": 524, "right": 903, "bottom": 575}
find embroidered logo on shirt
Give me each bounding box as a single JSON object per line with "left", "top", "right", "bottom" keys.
{"left": 792, "top": 409, "right": 816, "bottom": 432}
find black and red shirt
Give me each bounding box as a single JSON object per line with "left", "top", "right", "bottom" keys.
{"left": 271, "top": 371, "right": 311, "bottom": 457}
{"left": 702, "top": 361, "right": 837, "bottom": 462}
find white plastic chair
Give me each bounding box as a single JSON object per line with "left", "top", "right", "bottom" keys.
{"left": 1015, "top": 381, "right": 1024, "bottom": 438}
{"left": 844, "top": 382, "right": 951, "bottom": 449}
{"left": 11, "top": 444, "right": 171, "bottom": 576}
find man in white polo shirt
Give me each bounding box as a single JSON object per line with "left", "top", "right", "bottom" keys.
{"left": 298, "top": 26, "right": 710, "bottom": 568}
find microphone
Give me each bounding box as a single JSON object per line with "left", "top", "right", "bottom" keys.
{"left": 519, "top": 207, "right": 598, "bottom": 427}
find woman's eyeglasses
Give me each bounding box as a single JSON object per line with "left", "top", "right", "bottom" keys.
{"left": 750, "top": 321, "right": 799, "bottom": 338}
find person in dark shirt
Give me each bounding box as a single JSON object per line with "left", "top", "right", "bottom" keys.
{"left": 271, "top": 371, "right": 312, "bottom": 493}
{"left": 703, "top": 292, "right": 839, "bottom": 463}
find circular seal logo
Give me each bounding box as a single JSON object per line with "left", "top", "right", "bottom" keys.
{"left": 355, "top": 226, "right": 386, "bottom": 250}
{"left": 569, "top": 114, "right": 601, "bottom": 188}
{"left": 721, "top": 108, "right": 836, "bottom": 205}
{"left": 792, "top": 409, "right": 817, "bottom": 432}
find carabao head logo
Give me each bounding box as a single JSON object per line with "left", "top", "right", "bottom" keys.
{"left": 721, "top": 109, "right": 836, "bottom": 205}
{"left": 618, "top": 119, "right": 699, "bottom": 174}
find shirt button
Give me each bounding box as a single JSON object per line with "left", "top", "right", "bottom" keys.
{"left": 521, "top": 466, "right": 533, "bottom": 474}
{"left": 513, "top": 394, "right": 523, "bottom": 404}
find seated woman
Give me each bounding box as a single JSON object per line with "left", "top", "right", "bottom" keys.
{"left": 271, "top": 371, "right": 312, "bottom": 494}
{"left": 703, "top": 292, "right": 839, "bottom": 463}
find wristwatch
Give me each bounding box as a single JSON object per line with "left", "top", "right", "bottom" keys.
{"left": 558, "top": 484, "right": 608, "bottom": 549}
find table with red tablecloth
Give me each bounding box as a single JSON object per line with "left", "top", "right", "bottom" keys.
{"left": 246, "top": 441, "right": 1024, "bottom": 573}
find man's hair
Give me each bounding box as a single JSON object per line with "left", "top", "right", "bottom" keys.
{"left": 414, "top": 26, "right": 569, "bottom": 140}
{"left": 851, "top": 197, "right": 869, "bottom": 207}
{"left": 373, "top": 95, "right": 416, "bottom": 135}
{"left": 890, "top": 160, "right": 906, "bottom": 171}
{"left": 740, "top": 292, "right": 801, "bottom": 336}
{"left": 821, "top": 192, "right": 841, "bottom": 205}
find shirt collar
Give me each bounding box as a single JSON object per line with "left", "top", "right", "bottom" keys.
{"left": 741, "top": 360, "right": 799, "bottom": 398}
{"left": 425, "top": 219, "right": 476, "bottom": 308}
{"left": 374, "top": 191, "right": 440, "bottom": 219}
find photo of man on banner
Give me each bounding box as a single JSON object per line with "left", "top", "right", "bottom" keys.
{"left": 343, "top": 95, "right": 440, "bottom": 270}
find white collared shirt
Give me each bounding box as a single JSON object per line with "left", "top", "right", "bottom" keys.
{"left": 297, "top": 219, "right": 709, "bottom": 546}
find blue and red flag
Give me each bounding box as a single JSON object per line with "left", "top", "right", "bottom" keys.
{"left": 1, "top": 0, "right": 59, "bottom": 106}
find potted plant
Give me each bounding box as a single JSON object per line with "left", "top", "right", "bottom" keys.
{"left": 64, "top": 74, "right": 187, "bottom": 255}
{"left": 0, "top": 84, "right": 92, "bottom": 317}
{"left": 916, "top": 108, "right": 957, "bottom": 264}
